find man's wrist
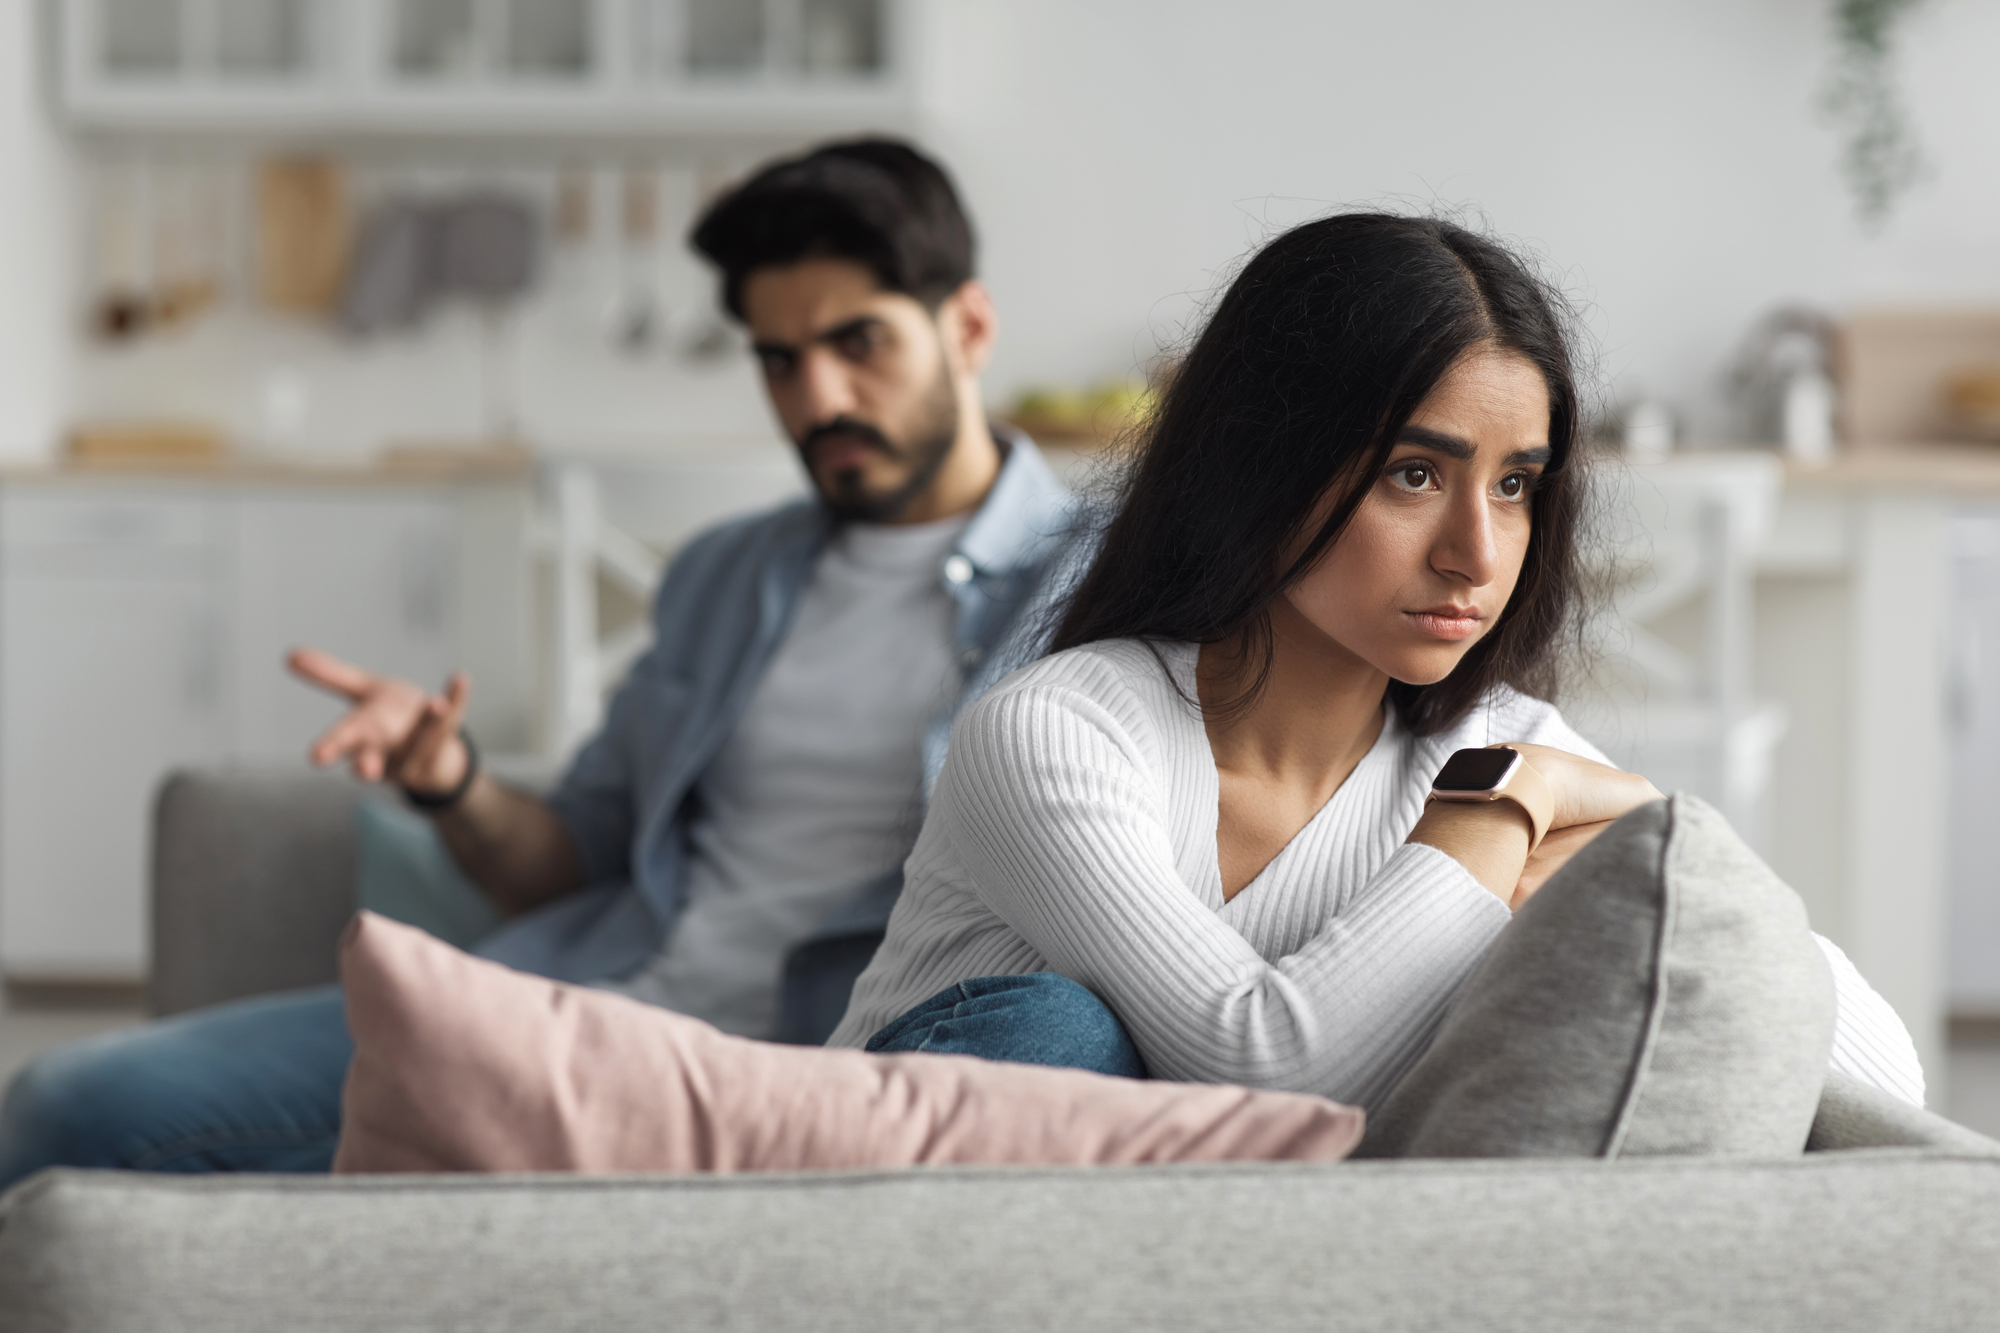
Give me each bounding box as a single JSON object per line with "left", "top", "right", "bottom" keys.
{"left": 403, "top": 730, "right": 480, "bottom": 813}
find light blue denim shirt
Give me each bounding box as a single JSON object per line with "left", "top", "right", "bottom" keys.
{"left": 476, "top": 431, "right": 1076, "bottom": 991}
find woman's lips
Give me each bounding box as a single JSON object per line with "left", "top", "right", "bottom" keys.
{"left": 1405, "top": 608, "right": 1483, "bottom": 641}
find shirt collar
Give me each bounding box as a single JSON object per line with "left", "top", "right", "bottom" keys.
{"left": 953, "top": 424, "right": 1074, "bottom": 576}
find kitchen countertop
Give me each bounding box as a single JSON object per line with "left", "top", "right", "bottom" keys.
{"left": 1779, "top": 440, "right": 2000, "bottom": 494}
{"left": 0, "top": 444, "right": 536, "bottom": 487}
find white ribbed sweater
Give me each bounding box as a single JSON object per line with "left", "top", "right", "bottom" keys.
{"left": 828, "top": 639, "right": 1925, "bottom": 1111}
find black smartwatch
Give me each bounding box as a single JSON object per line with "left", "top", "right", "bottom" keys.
{"left": 403, "top": 729, "right": 480, "bottom": 812}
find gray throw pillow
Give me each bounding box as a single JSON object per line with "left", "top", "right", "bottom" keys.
{"left": 1355, "top": 794, "right": 1834, "bottom": 1159}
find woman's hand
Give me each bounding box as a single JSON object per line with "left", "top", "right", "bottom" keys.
{"left": 1501, "top": 743, "right": 1662, "bottom": 832}
{"left": 1510, "top": 818, "right": 1615, "bottom": 910}
{"left": 1408, "top": 744, "right": 1661, "bottom": 911}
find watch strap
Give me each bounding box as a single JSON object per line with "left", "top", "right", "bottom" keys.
{"left": 1490, "top": 747, "right": 1554, "bottom": 853}
{"left": 403, "top": 729, "right": 479, "bottom": 813}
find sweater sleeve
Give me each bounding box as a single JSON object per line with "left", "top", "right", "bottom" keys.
{"left": 937, "top": 682, "right": 1511, "bottom": 1109}
{"left": 1813, "top": 934, "right": 1927, "bottom": 1106}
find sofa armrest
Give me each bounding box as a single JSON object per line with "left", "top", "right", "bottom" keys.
{"left": 147, "top": 768, "right": 373, "bottom": 1017}
{"left": 8, "top": 1156, "right": 2000, "bottom": 1331}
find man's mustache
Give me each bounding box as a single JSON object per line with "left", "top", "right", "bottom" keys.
{"left": 799, "top": 417, "right": 897, "bottom": 460}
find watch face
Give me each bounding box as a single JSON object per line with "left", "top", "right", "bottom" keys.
{"left": 1432, "top": 747, "right": 1521, "bottom": 794}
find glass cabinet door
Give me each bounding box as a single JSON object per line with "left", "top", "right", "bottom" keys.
{"left": 87, "top": 0, "right": 326, "bottom": 82}
{"left": 388, "top": 0, "right": 597, "bottom": 80}
{"left": 641, "top": 0, "right": 884, "bottom": 79}
{"left": 215, "top": 0, "right": 314, "bottom": 75}
{"left": 98, "top": 0, "right": 185, "bottom": 75}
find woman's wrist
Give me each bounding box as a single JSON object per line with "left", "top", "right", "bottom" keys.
{"left": 1407, "top": 798, "right": 1535, "bottom": 905}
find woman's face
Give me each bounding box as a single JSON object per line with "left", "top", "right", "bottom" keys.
{"left": 1283, "top": 346, "right": 1552, "bottom": 686}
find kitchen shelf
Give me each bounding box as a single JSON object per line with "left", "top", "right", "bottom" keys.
{"left": 53, "top": 0, "right": 914, "bottom": 137}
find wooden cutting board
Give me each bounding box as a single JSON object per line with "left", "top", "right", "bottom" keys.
{"left": 257, "top": 157, "right": 349, "bottom": 313}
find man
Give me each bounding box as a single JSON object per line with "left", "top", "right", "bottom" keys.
{"left": 0, "top": 139, "right": 1072, "bottom": 1184}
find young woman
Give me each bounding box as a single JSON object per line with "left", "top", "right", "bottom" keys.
{"left": 828, "top": 214, "right": 1924, "bottom": 1112}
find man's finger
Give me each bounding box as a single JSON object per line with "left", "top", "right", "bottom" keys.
{"left": 309, "top": 715, "right": 376, "bottom": 768}
{"left": 439, "top": 672, "right": 471, "bottom": 729}
{"left": 288, "top": 648, "right": 377, "bottom": 702}
{"left": 393, "top": 674, "right": 472, "bottom": 785}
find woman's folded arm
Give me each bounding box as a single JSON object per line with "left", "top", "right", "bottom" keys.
{"left": 940, "top": 684, "right": 1509, "bottom": 1107}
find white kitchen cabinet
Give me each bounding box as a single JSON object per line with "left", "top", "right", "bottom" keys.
{"left": 1947, "top": 513, "right": 2000, "bottom": 1015}
{"left": 229, "top": 495, "right": 455, "bottom": 764}
{"left": 52, "top": 0, "right": 911, "bottom": 135}
{"left": 0, "top": 493, "right": 228, "bottom": 978}
{"left": 0, "top": 472, "right": 531, "bottom": 984}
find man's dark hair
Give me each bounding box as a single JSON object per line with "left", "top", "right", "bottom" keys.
{"left": 1051, "top": 213, "right": 1592, "bottom": 736}
{"left": 690, "top": 138, "right": 976, "bottom": 319}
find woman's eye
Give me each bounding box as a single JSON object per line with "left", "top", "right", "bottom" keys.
{"left": 1495, "top": 472, "right": 1533, "bottom": 501}
{"left": 1391, "top": 464, "right": 1432, "bottom": 491}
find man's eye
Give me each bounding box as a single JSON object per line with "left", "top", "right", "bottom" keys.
{"left": 835, "top": 330, "right": 879, "bottom": 361}
{"left": 757, "top": 351, "right": 795, "bottom": 377}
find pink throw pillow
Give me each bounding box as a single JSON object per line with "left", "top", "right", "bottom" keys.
{"left": 333, "top": 911, "right": 1364, "bottom": 1174}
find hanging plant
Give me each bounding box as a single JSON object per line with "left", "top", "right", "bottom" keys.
{"left": 1823, "top": 0, "right": 1927, "bottom": 226}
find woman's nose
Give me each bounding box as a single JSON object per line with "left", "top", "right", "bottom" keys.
{"left": 1430, "top": 494, "right": 1500, "bottom": 587}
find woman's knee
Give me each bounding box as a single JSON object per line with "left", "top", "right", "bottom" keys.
{"left": 869, "top": 973, "right": 1148, "bottom": 1078}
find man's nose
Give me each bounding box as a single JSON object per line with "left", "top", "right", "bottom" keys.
{"left": 794, "top": 349, "right": 859, "bottom": 422}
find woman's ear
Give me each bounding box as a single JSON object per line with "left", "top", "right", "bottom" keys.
{"left": 935, "top": 279, "right": 997, "bottom": 378}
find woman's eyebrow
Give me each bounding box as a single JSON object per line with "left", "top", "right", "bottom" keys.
{"left": 1394, "top": 425, "right": 1473, "bottom": 459}
{"left": 1395, "top": 426, "right": 1553, "bottom": 468}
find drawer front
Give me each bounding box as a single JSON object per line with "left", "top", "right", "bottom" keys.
{"left": 1, "top": 491, "right": 223, "bottom": 578}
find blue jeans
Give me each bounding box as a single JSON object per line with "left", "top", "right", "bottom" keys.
{"left": 0, "top": 985, "right": 351, "bottom": 1192}
{"left": 865, "top": 973, "right": 1148, "bottom": 1079}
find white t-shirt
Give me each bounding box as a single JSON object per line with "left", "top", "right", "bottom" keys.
{"left": 608, "top": 514, "right": 969, "bottom": 1036}
{"left": 830, "top": 638, "right": 1926, "bottom": 1111}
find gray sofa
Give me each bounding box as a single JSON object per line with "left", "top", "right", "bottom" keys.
{"left": 3, "top": 768, "right": 2000, "bottom": 1331}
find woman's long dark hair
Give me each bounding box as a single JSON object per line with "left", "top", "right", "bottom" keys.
{"left": 1050, "top": 213, "right": 1589, "bottom": 735}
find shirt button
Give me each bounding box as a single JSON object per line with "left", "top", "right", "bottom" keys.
{"left": 942, "top": 554, "right": 975, "bottom": 586}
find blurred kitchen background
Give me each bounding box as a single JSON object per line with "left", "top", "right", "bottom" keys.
{"left": 3, "top": 0, "right": 2000, "bottom": 1124}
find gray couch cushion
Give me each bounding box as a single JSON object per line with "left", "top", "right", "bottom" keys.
{"left": 1811, "top": 1069, "right": 2000, "bottom": 1154}
{"left": 5, "top": 1157, "right": 2000, "bottom": 1332}
{"left": 1358, "top": 794, "right": 1833, "bottom": 1158}
{"left": 150, "top": 769, "right": 371, "bottom": 1017}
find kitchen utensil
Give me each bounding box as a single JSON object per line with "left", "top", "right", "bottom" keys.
{"left": 436, "top": 193, "right": 538, "bottom": 302}
{"left": 341, "top": 198, "right": 437, "bottom": 334}
{"left": 614, "top": 168, "right": 659, "bottom": 352}
{"left": 1946, "top": 366, "right": 2000, "bottom": 440}
{"left": 257, "top": 157, "right": 350, "bottom": 313}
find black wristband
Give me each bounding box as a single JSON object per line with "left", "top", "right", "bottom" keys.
{"left": 403, "top": 729, "right": 479, "bottom": 812}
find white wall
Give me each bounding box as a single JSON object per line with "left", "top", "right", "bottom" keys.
{"left": 921, "top": 0, "right": 2000, "bottom": 441}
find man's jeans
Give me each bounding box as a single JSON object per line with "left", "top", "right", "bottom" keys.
{"left": 0, "top": 971, "right": 1139, "bottom": 1192}
{"left": 0, "top": 986, "right": 350, "bottom": 1192}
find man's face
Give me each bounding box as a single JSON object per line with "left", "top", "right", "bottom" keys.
{"left": 742, "top": 257, "right": 961, "bottom": 523}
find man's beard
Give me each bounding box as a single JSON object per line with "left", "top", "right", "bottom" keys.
{"left": 795, "top": 364, "right": 960, "bottom": 524}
